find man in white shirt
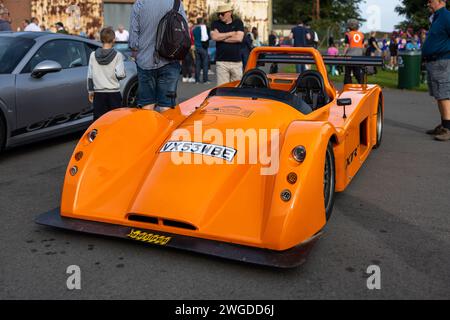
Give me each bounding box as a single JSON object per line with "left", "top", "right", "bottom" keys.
{"left": 115, "top": 25, "right": 129, "bottom": 42}
{"left": 24, "top": 17, "right": 41, "bottom": 32}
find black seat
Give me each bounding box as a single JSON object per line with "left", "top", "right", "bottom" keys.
{"left": 238, "top": 68, "right": 269, "bottom": 89}
{"left": 290, "top": 70, "right": 330, "bottom": 110}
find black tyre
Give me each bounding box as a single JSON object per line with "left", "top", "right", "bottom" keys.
{"left": 373, "top": 98, "right": 383, "bottom": 149}
{"left": 123, "top": 79, "right": 138, "bottom": 107}
{"left": 324, "top": 142, "right": 336, "bottom": 221}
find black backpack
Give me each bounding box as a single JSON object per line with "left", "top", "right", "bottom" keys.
{"left": 155, "top": 0, "right": 190, "bottom": 61}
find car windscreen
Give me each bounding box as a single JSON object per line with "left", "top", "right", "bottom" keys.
{"left": 0, "top": 37, "right": 35, "bottom": 74}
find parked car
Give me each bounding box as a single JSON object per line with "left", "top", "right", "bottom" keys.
{"left": 0, "top": 32, "right": 138, "bottom": 151}
{"left": 36, "top": 47, "right": 385, "bottom": 268}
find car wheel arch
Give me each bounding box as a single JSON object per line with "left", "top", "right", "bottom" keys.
{"left": 123, "top": 76, "right": 139, "bottom": 107}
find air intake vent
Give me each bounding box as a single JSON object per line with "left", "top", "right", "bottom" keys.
{"left": 162, "top": 219, "right": 197, "bottom": 230}
{"left": 127, "top": 214, "right": 197, "bottom": 231}
{"left": 128, "top": 214, "right": 158, "bottom": 224}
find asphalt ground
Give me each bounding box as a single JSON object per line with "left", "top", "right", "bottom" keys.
{"left": 0, "top": 77, "right": 449, "bottom": 300}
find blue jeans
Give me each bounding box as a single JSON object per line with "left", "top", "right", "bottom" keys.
{"left": 137, "top": 62, "right": 181, "bottom": 107}
{"left": 295, "top": 64, "right": 306, "bottom": 74}
{"left": 195, "top": 47, "right": 209, "bottom": 83}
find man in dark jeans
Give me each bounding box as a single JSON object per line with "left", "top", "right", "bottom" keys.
{"left": 129, "top": 0, "right": 187, "bottom": 112}
{"left": 193, "top": 18, "right": 210, "bottom": 84}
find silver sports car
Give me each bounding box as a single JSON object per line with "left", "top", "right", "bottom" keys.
{"left": 0, "top": 32, "right": 138, "bottom": 151}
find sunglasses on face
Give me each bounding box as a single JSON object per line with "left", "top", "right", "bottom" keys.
{"left": 218, "top": 11, "right": 230, "bottom": 17}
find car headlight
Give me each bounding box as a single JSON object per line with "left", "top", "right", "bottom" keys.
{"left": 292, "top": 146, "right": 306, "bottom": 162}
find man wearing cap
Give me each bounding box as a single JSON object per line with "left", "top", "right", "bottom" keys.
{"left": 210, "top": 4, "right": 245, "bottom": 86}
{"left": 422, "top": 0, "right": 450, "bottom": 141}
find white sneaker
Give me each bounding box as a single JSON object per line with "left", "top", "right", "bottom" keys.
{"left": 182, "top": 77, "right": 188, "bottom": 83}
{"left": 188, "top": 77, "right": 196, "bottom": 83}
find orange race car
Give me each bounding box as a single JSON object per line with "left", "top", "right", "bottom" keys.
{"left": 36, "top": 47, "right": 384, "bottom": 268}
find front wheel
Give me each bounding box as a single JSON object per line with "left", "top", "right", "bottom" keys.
{"left": 324, "top": 142, "right": 336, "bottom": 221}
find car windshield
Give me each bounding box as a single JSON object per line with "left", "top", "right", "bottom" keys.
{"left": 0, "top": 37, "right": 35, "bottom": 74}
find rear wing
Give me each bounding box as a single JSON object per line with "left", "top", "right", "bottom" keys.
{"left": 257, "top": 54, "right": 384, "bottom": 67}
{"left": 246, "top": 47, "right": 384, "bottom": 98}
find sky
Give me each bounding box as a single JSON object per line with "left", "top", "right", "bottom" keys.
{"left": 359, "top": 0, "right": 403, "bottom": 33}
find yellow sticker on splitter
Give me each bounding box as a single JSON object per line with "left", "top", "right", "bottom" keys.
{"left": 127, "top": 229, "right": 171, "bottom": 245}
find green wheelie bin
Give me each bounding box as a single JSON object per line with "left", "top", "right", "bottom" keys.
{"left": 398, "top": 50, "right": 422, "bottom": 89}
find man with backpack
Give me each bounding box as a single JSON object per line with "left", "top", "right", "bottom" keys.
{"left": 129, "top": 0, "right": 189, "bottom": 112}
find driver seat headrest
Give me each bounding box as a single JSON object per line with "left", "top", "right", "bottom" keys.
{"left": 290, "top": 70, "right": 330, "bottom": 110}
{"left": 238, "top": 68, "right": 270, "bottom": 89}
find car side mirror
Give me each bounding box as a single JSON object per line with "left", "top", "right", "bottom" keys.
{"left": 337, "top": 98, "right": 352, "bottom": 119}
{"left": 31, "top": 60, "right": 62, "bottom": 79}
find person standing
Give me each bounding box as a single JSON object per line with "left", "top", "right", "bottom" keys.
{"left": 129, "top": 0, "right": 187, "bottom": 111}
{"left": 240, "top": 26, "right": 253, "bottom": 71}
{"left": 193, "top": 17, "right": 210, "bottom": 84}
{"left": 289, "top": 19, "right": 311, "bottom": 73}
{"left": 389, "top": 35, "right": 398, "bottom": 70}
{"left": 115, "top": 25, "right": 129, "bottom": 42}
{"left": 268, "top": 30, "right": 278, "bottom": 47}
{"left": 327, "top": 41, "right": 339, "bottom": 76}
{"left": 251, "top": 27, "right": 262, "bottom": 47}
{"left": 367, "top": 31, "right": 382, "bottom": 74}
{"left": 422, "top": 0, "right": 450, "bottom": 141}
{"left": 305, "top": 24, "right": 319, "bottom": 48}
{"left": 25, "top": 17, "right": 41, "bottom": 32}
{"left": 0, "top": 8, "right": 11, "bottom": 32}
{"left": 19, "top": 19, "right": 30, "bottom": 32}
{"left": 55, "top": 22, "right": 68, "bottom": 34}
{"left": 181, "top": 21, "right": 196, "bottom": 83}
{"left": 268, "top": 30, "right": 279, "bottom": 74}
{"left": 210, "top": 4, "right": 244, "bottom": 86}
{"left": 343, "top": 19, "right": 365, "bottom": 84}
{"left": 87, "top": 28, "right": 126, "bottom": 121}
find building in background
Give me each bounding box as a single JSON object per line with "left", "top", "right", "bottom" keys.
{"left": 2, "top": 0, "right": 102, "bottom": 33}
{"left": 103, "top": 0, "right": 272, "bottom": 43}
{"left": 2, "top": 0, "right": 272, "bottom": 42}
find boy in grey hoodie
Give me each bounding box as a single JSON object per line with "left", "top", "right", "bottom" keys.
{"left": 87, "top": 27, "right": 126, "bottom": 120}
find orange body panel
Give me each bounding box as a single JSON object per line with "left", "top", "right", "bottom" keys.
{"left": 60, "top": 47, "right": 383, "bottom": 251}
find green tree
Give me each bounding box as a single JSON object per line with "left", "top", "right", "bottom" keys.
{"left": 395, "top": 0, "right": 432, "bottom": 31}
{"left": 273, "top": 0, "right": 364, "bottom": 25}
{"left": 273, "top": 0, "right": 364, "bottom": 47}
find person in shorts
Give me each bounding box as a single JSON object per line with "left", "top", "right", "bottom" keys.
{"left": 422, "top": 0, "right": 450, "bottom": 141}
{"left": 129, "top": 0, "right": 187, "bottom": 111}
